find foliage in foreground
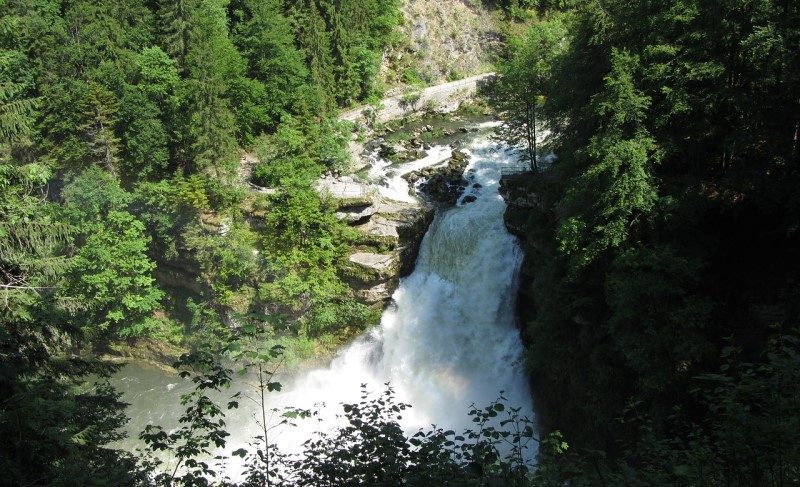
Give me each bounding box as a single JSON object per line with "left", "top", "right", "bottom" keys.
{"left": 136, "top": 350, "right": 541, "bottom": 487}
{"left": 3, "top": 332, "right": 799, "bottom": 486}
{"left": 6, "top": 326, "right": 780, "bottom": 487}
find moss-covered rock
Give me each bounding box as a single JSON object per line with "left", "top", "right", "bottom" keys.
{"left": 99, "top": 338, "right": 187, "bottom": 372}
{"left": 339, "top": 252, "right": 401, "bottom": 304}
{"left": 336, "top": 197, "right": 435, "bottom": 304}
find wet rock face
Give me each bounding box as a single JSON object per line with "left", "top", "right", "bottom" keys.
{"left": 340, "top": 252, "right": 400, "bottom": 304}
{"left": 387, "top": 201, "right": 436, "bottom": 277}
{"left": 499, "top": 171, "right": 540, "bottom": 339}
{"left": 499, "top": 172, "right": 540, "bottom": 239}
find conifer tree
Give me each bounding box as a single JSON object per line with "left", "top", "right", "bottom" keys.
{"left": 288, "top": 0, "right": 336, "bottom": 113}
{"left": 234, "top": 0, "right": 309, "bottom": 128}
{"left": 184, "top": 0, "right": 243, "bottom": 180}
{"left": 158, "top": 0, "right": 193, "bottom": 72}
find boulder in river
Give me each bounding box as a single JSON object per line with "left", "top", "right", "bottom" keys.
{"left": 450, "top": 149, "right": 469, "bottom": 163}
{"left": 408, "top": 149, "right": 471, "bottom": 206}
{"left": 378, "top": 142, "right": 395, "bottom": 157}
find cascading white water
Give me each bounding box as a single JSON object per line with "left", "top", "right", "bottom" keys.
{"left": 368, "top": 144, "right": 452, "bottom": 202}
{"left": 112, "top": 124, "right": 536, "bottom": 474}
{"left": 268, "top": 129, "right": 534, "bottom": 436}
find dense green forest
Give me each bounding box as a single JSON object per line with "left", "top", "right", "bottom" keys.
{"left": 1, "top": 0, "right": 799, "bottom": 485}
{"left": 0, "top": 0, "right": 402, "bottom": 483}
{"left": 497, "top": 0, "right": 800, "bottom": 484}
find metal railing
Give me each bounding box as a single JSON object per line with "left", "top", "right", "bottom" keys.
{"left": 500, "top": 164, "right": 533, "bottom": 176}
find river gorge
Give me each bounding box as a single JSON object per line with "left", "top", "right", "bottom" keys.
{"left": 111, "top": 122, "right": 536, "bottom": 476}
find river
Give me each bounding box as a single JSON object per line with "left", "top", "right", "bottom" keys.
{"left": 111, "top": 122, "right": 536, "bottom": 477}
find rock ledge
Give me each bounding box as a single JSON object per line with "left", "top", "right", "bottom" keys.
{"left": 318, "top": 177, "right": 435, "bottom": 305}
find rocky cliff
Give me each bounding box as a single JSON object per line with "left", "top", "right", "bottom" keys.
{"left": 383, "top": 0, "right": 504, "bottom": 85}
{"left": 499, "top": 172, "right": 540, "bottom": 334}
{"left": 318, "top": 178, "right": 435, "bottom": 305}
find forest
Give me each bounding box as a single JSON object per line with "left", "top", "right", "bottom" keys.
{"left": 495, "top": 0, "right": 800, "bottom": 484}
{"left": 1, "top": 0, "right": 799, "bottom": 485}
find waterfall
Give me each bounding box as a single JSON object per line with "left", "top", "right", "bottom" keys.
{"left": 244, "top": 128, "right": 536, "bottom": 462}
{"left": 111, "top": 124, "right": 536, "bottom": 474}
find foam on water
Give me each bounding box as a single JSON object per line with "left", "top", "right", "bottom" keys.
{"left": 368, "top": 144, "right": 452, "bottom": 202}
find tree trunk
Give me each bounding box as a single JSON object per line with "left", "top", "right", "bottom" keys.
{"left": 792, "top": 120, "right": 799, "bottom": 165}
{"left": 532, "top": 104, "right": 538, "bottom": 170}
{"left": 525, "top": 101, "right": 537, "bottom": 171}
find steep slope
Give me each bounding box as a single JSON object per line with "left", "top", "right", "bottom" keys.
{"left": 382, "top": 0, "right": 504, "bottom": 86}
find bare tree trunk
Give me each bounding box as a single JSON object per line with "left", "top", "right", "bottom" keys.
{"left": 532, "top": 104, "right": 538, "bottom": 169}
{"left": 525, "top": 101, "right": 537, "bottom": 171}
{"left": 258, "top": 362, "right": 270, "bottom": 486}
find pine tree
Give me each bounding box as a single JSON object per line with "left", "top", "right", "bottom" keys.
{"left": 118, "top": 47, "right": 179, "bottom": 179}
{"left": 325, "top": 1, "right": 357, "bottom": 106}
{"left": 184, "top": 0, "right": 244, "bottom": 180}
{"left": 158, "top": 0, "right": 193, "bottom": 72}
{"left": 556, "top": 49, "right": 658, "bottom": 268}
{"left": 234, "top": 0, "right": 309, "bottom": 128}
{"left": 81, "top": 82, "right": 122, "bottom": 174}
{"left": 0, "top": 81, "right": 36, "bottom": 143}
{"left": 288, "top": 0, "right": 336, "bottom": 113}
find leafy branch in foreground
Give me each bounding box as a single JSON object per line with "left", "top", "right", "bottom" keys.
{"left": 225, "top": 316, "right": 300, "bottom": 485}
{"left": 136, "top": 349, "right": 545, "bottom": 486}
{"left": 270, "top": 386, "right": 541, "bottom": 487}
{"left": 139, "top": 351, "right": 238, "bottom": 486}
